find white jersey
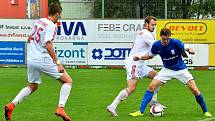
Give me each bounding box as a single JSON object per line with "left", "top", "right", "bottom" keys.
{"left": 127, "top": 29, "right": 156, "bottom": 63}
{"left": 28, "top": 18, "right": 57, "bottom": 61}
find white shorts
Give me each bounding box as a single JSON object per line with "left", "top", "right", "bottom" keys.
{"left": 154, "top": 67, "right": 194, "bottom": 84}
{"left": 125, "top": 59, "right": 154, "bottom": 80}
{"left": 27, "top": 58, "right": 63, "bottom": 84}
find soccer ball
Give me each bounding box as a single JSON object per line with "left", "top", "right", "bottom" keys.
{"left": 150, "top": 105, "right": 164, "bottom": 117}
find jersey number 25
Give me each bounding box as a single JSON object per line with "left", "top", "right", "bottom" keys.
{"left": 31, "top": 25, "right": 44, "bottom": 43}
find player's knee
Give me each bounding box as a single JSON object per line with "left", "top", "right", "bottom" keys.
{"left": 127, "top": 79, "right": 138, "bottom": 94}
{"left": 127, "top": 83, "right": 137, "bottom": 94}
{"left": 28, "top": 84, "right": 38, "bottom": 92}
{"left": 59, "top": 73, "right": 73, "bottom": 85}
{"left": 64, "top": 77, "right": 72, "bottom": 85}
{"left": 148, "top": 84, "right": 156, "bottom": 92}
{"left": 64, "top": 81, "right": 72, "bottom": 85}
{"left": 148, "top": 70, "right": 157, "bottom": 79}
{"left": 191, "top": 87, "right": 200, "bottom": 96}
{"left": 61, "top": 79, "right": 72, "bottom": 85}
{"left": 187, "top": 80, "right": 200, "bottom": 96}
{"left": 128, "top": 87, "right": 136, "bottom": 94}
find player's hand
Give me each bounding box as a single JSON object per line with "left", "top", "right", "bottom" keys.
{"left": 27, "top": 35, "right": 34, "bottom": 42}
{"left": 133, "top": 56, "right": 140, "bottom": 61}
{"left": 57, "top": 64, "right": 65, "bottom": 73}
{"left": 188, "top": 48, "right": 195, "bottom": 55}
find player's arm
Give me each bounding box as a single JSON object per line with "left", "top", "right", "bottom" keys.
{"left": 44, "top": 25, "right": 64, "bottom": 73}
{"left": 185, "top": 48, "right": 195, "bottom": 55}
{"left": 133, "top": 42, "right": 157, "bottom": 61}
{"left": 178, "top": 40, "right": 195, "bottom": 55}
{"left": 133, "top": 54, "right": 153, "bottom": 61}
{"left": 46, "top": 41, "right": 64, "bottom": 73}
{"left": 46, "top": 41, "right": 58, "bottom": 63}
{"left": 27, "top": 35, "right": 34, "bottom": 42}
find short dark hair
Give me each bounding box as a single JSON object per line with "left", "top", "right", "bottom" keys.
{"left": 160, "top": 28, "right": 171, "bottom": 36}
{"left": 48, "top": 2, "right": 62, "bottom": 16}
{"left": 144, "top": 16, "right": 157, "bottom": 24}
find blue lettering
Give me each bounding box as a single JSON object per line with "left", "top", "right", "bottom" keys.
{"left": 55, "top": 47, "right": 85, "bottom": 58}
{"left": 63, "top": 22, "right": 75, "bottom": 35}
{"left": 104, "top": 48, "right": 131, "bottom": 60}
{"left": 58, "top": 50, "right": 64, "bottom": 57}
{"left": 57, "top": 22, "right": 87, "bottom": 36}
{"left": 64, "top": 50, "right": 72, "bottom": 58}
{"left": 72, "top": 50, "right": 79, "bottom": 58}
{"left": 74, "top": 22, "right": 87, "bottom": 35}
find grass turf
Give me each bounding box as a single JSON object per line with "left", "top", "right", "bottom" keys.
{"left": 0, "top": 68, "right": 214, "bottom": 121}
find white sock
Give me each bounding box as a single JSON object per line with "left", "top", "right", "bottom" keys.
{"left": 58, "top": 83, "right": 72, "bottom": 107}
{"left": 12, "top": 87, "right": 32, "bottom": 106}
{"left": 151, "top": 84, "right": 161, "bottom": 103}
{"left": 151, "top": 92, "right": 158, "bottom": 102}
{"left": 109, "top": 88, "right": 130, "bottom": 109}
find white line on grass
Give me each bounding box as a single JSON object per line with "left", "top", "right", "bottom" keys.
{"left": 198, "top": 117, "right": 215, "bottom": 121}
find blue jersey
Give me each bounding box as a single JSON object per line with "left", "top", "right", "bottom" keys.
{"left": 150, "top": 38, "right": 187, "bottom": 71}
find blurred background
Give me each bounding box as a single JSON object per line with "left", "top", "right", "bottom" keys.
{"left": 0, "top": 0, "right": 214, "bottom": 19}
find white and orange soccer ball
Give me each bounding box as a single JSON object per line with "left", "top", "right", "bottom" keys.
{"left": 150, "top": 105, "right": 164, "bottom": 117}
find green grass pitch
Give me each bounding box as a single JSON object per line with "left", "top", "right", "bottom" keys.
{"left": 0, "top": 68, "right": 214, "bottom": 121}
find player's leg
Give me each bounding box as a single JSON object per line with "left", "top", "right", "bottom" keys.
{"left": 129, "top": 79, "right": 162, "bottom": 116}
{"left": 11, "top": 83, "right": 38, "bottom": 106}
{"left": 108, "top": 79, "right": 139, "bottom": 109}
{"left": 55, "top": 71, "right": 72, "bottom": 121}
{"left": 140, "top": 79, "right": 162, "bottom": 113}
{"left": 41, "top": 62, "right": 72, "bottom": 108}
{"left": 147, "top": 70, "right": 163, "bottom": 105}
{"left": 129, "top": 67, "right": 171, "bottom": 116}
{"left": 41, "top": 62, "right": 72, "bottom": 121}
{"left": 146, "top": 69, "right": 159, "bottom": 104}
{"left": 175, "top": 69, "right": 212, "bottom": 117}
{"left": 5, "top": 61, "right": 41, "bottom": 121}
{"left": 57, "top": 71, "right": 72, "bottom": 108}
{"left": 107, "top": 78, "right": 139, "bottom": 116}
{"left": 107, "top": 63, "right": 140, "bottom": 116}
{"left": 186, "top": 80, "right": 212, "bottom": 117}
{"left": 5, "top": 83, "right": 38, "bottom": 121}
{"left": 143, "top": 67, "right": 166, "bottom": 109}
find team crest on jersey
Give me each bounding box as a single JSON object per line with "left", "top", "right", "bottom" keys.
{"left": 171, "top": 49, "right": 175, "bottom": 55}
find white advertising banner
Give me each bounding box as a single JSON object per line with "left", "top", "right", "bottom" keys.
{"left": 53, "top": 43, "right": 88, "bottom": 65}
{"left": 88, "top": 43, "right": 208, "bottom": 66}
{"left": 88, "top": 43, "right": 133, "bottom": 65}
{"left": 94, "top": 20, "right": 147, "bottom": 42}
{"left": 182, "top": 44, "right": 208, "bottom": 66}
{"left": 27, "top": 42, "right": 88, "bottom": 65}
{"left": 0, "top": 19, "right": 34, "bottom": 41}
{"left": 0, "top": 19, "right": 147, "bottom": 42}
{"left": 87, "top": 43, "right": 161, "bottom": 66}
{"left": 55, "top": 20, "right": 147, "bottom": 42}
{"left": 55, "top": 20, "right": 94, "bottom": 42}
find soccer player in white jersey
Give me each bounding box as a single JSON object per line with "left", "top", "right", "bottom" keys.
{"left": 4, "top": 3, "right": 72, "bottom": 121}
{"left": 107, "top": 16, "right": 165, "bottom": 117}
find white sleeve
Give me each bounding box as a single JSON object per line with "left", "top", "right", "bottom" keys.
{"left": 141, "top": 33, "right": 155, "bottom": 48}
{"left": 42, "top": 25, "right": 56, "bottom": 46}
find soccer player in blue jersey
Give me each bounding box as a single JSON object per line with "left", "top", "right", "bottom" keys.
{"left": 129, "top": 28, "right": 212, "bottom": 117}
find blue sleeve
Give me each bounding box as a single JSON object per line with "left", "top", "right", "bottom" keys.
{"left": 176, "top": 40, "right": 185, "bottom": 52}
{"left": 151, "top": 43, "right": 158, "bottom": 55}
